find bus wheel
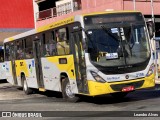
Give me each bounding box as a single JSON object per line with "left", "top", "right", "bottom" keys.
{"left": 110, "top": 92, "right": 128, "bottom": 99}
{"left": 22, "top": 76, "right": 33, "bottom": 95}
{"left": 61, "top": 78, "right": 79, "bottom": 102}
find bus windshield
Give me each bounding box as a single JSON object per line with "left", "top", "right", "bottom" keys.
{"left": 84, "top": 13, "right": 150, "bottom": 73}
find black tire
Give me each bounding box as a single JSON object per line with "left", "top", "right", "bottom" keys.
{"left": 61, "top": 77, "right": 79, "bottom": 102}
{"left": 110, "top": 92, "right": 128, "bottom": 99}
{"left": 22, "top": 76, "right": 33, "bottom": 95}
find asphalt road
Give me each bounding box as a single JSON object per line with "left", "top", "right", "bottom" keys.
{"left": 1, "top": 80, "right": 160, "bottom": 120}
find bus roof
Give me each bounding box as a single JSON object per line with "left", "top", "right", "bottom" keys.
{"left": 4, "top": 16, "right": 75, "bottom": 43}
{"left": 82, "top": 10, "right": 141, "bottom": 17}
{"left": 4, "top": 29, "right": 36, "bottom": 43}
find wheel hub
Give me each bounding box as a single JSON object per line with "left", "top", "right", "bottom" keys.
{"left": 24, "top": 80, "right": 27, "bottom": 91}
{"left": 65, "top": 83, "right": 74, "bottom": 98}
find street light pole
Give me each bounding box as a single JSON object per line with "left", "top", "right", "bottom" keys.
{"left": 151, "top": 0, "right": 154, "bottom": 22}
{"left": 133, "top": 0, "right": 139, "bottom": 43}
{"left": 150, "top": 0, "right": 158, "bottom": 81}
{"left": 133, "top": 0, "right": 136, "bottom": 10}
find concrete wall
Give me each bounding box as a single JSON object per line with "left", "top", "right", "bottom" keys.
{"left": 36, "top": 0, "right": 160, "bottom": 28}
{"left": 123, "top": 0, "right": 160, "bottom": 15}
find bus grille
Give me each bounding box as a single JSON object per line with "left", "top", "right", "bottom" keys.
{"left": 110, "top": 80, "right": 144, "bottom": 91}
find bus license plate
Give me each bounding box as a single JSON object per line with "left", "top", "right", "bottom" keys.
{"left": 122, "top": 86, "right": 134, "bottom": 92}
{"left": 106, "top": 53, "right": 118, "bottom": 59}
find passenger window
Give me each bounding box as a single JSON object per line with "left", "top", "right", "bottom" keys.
{"left": 24, "top": 37, "right": 33, "bottom": 59}
{"left": 56, "top": 27, "right": 70, "bottom": 55}
{"left": 16, "top": 40, "right": 24, "bottom": 59}
{"left": 4, "top": 44, "right": 10, "bottom": 61}
{"left": 43, "top": 31, "right": 56, "bottom": 57}
{"left": 0, "top": 48, "right": 4, "bottom": 62}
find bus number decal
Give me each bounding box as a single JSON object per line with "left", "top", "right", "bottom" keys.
{"left": 136, "top": 73, "right": 144, "bottom": 77}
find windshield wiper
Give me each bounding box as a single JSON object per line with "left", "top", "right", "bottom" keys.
{"left": 101, "top": 25, "right": 119, "bottom": 42}
{"left": 94, "top": 42, "right": 118, "bottom": 52}
{"left": 130, "top": 24, "right": 136, "bottom": 49}
{"left": 124, "top": 24, "right": 137, "bottom": 57}
{"left": 80, "top": 27, "right": 98, "bottom": 53}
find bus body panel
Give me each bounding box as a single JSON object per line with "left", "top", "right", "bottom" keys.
{"left": 84, "top": 52, "right": 155, "bottom": 96}
{"left": 5, "top": 61, "right": 14, "bottom": 84}
{"left": 87, "top": 74, "right": 155, "bottom": 96}
{"left": 85, "top": 53, "right": 154, "bottom": 82}
{"left": 41, "top": 57, "right": 61, "bottom": 91}
{"left": 0, "top": 63, "right": 6, "bottom": 80}
{"left": 41, "top": 55, "right": 78, "bottom": 93}
{"left": 15, "top": 59, "right": 39, "bottom": 88}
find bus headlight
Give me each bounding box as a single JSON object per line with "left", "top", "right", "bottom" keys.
{"left": 90, "top": 71, "right": 106, "bottom": 83}
{"left": 146, "top": 64, "right": 154, "bottom": 77}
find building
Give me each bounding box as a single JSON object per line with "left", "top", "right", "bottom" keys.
{"left": 34, "top": 0, "right": 160, "bottom": 37}
{"left": 0, "top": 0, "right": 35, "bottom": 44}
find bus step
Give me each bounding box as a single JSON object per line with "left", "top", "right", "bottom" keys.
{"left": 39, "top": 88, "right": 46, "bottom": 92}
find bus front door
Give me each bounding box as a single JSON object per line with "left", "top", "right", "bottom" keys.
{"left": 10, "top": 42, "right": 17, "bottom": 85}
{"left": 33, "top": 40, "right": 44, "bottom": 89}
{"left": 71, "top": 31, "right": 88, "bottom": 93}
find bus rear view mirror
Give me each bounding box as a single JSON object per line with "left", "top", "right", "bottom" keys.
{"left": 146, "top": 20, "right": 155, "bottom": 39}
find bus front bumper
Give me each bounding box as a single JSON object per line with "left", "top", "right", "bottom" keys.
{"left": 87, "top": 74, "right": 155, "bottom": 96}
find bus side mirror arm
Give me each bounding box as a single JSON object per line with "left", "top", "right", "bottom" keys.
{"left": 146, "top": 20, "right": 155, "bottom": 39}
{"left": 80, "top": 27, "right": 87, "bottom": 50}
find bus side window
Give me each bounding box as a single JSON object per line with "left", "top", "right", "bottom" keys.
{"left": 4, "top": 44, "right": 10, "bottom": 61}
{"left": 24, "top": 38, "right": 33, "bottom": 59}
{"left": 0, "top": 47, "right": 4, "bottom": 62}
{"left": 56, "top": 27, "right": 70, "bottom": 55}
{"left": 16, "top": 40, "right": 24, "bottom": 60}
{"left": 50, "top": 31, "right": 57, "bottom": 56}
{"left": 43, "top": 33, "right": 50, "bottom": 57}
{"left": 43, "top": 31, "right": 57, "bottom": 57}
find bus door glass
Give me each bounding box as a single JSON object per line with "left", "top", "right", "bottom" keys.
{"left": 33, "top": 40, "right": 44, "bottom": 88}
{"left": 10, "top": 42, "right": 17, "bottom": 84}
{"left": 71, "top": 26, "right": 88, "bottom": 93}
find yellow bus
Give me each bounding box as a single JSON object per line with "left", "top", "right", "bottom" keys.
{"left": 4, "top": 11, "right": 155, "bottom": 102}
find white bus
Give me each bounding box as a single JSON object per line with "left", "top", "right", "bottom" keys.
{"left": 4, "top": 11, "right": 155, "bottom": 102}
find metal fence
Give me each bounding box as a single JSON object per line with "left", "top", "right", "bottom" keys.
{"left": 36, "top": 2, "right": 81, "bottom": 21}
